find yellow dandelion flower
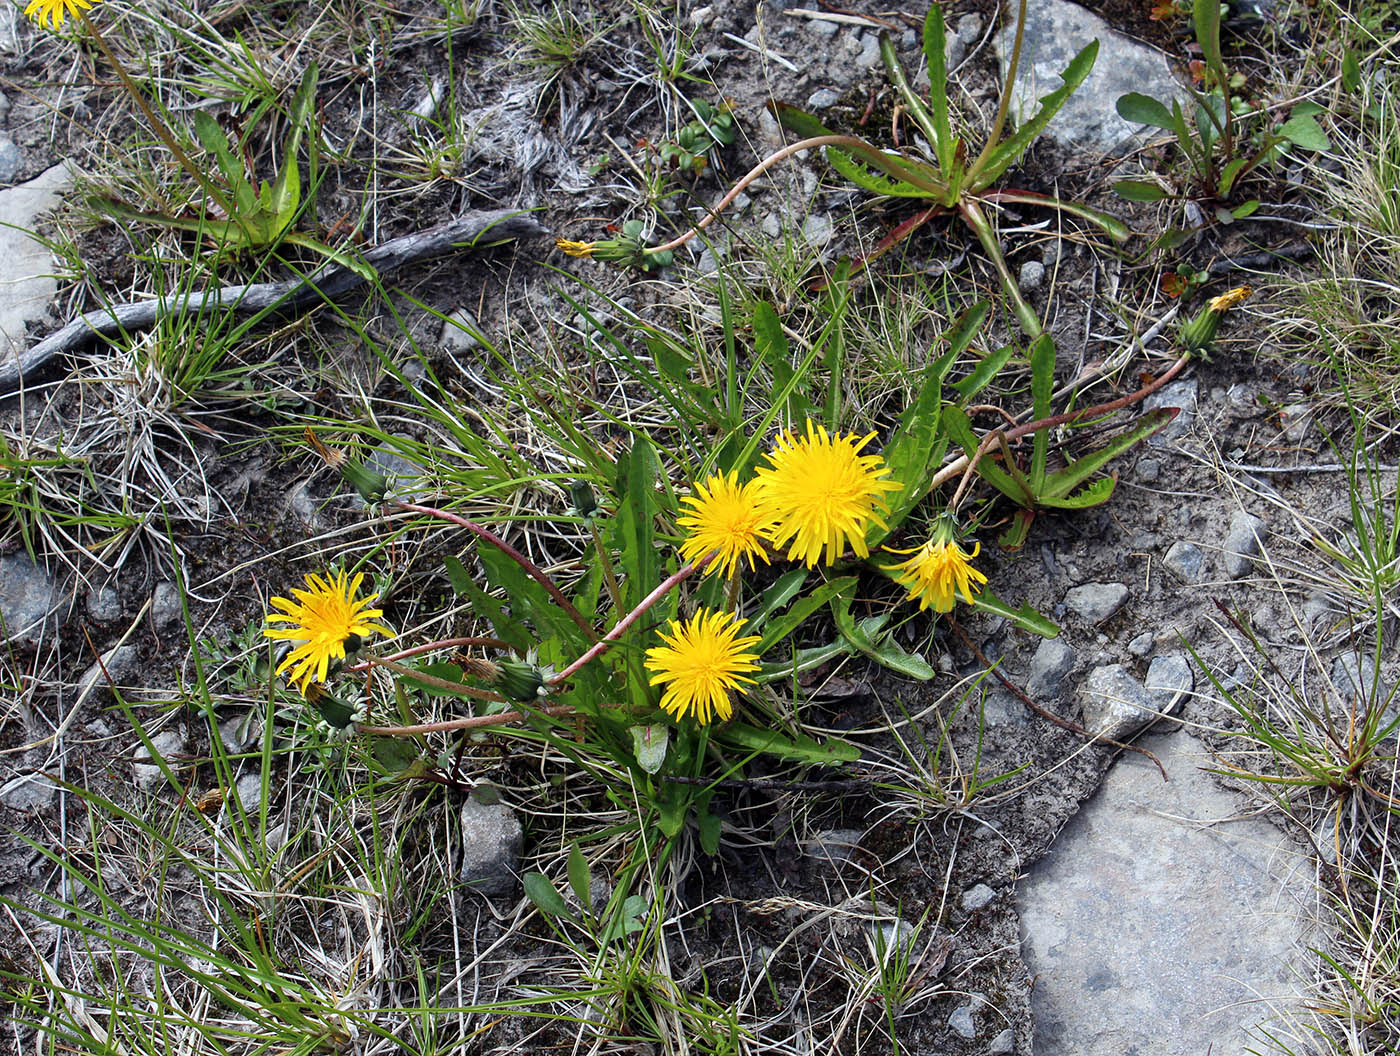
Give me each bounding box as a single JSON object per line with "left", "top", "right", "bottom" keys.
{"left": 645, "top": 609, "right": 762, "bottom": 725}
{"left": 555, "top": 238, "right": 596, "bottom": 258}
{"left": 677, "top": 471, "right": 773, "bottom": 579}
{"left": 23, "top": 0, "right": 98, "bottom": 29}
{"left": 888, "top": 533, "right": 989, "bottom": 613}
{"left": 755, "top": 421, "right": 901, "bottom": 568}
{"left": 1208, "top": 285, "right": 1252, "bottom": 312}
{"left": 264, "top": 569, "right": 392, "bottom": 696}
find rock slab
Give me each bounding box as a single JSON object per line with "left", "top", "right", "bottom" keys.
{"left": 995, "top": 0, "right": 1185, "bottom": 156}
{"left": 1019, "top": 731, "right": 1306, "bottom": 1055}
{"left": 0, "top": 161, "right": 73, "bottom": 363}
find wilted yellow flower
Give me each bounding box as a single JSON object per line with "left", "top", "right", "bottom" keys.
{"left": 888, "top": 527, "right": 988, "bottom": 613}
{"left": 677, "top": 471, "right": 773, "bottom": 579}
{"left": 264, "top": 569, "right": 392, "bottom": 696}
{"left": 645, "top": 609, "right": 762, "bottom": 725}
{"left": 1208, "top": 285, "right": 1251, "bottom": 312}
{"left": 23, "top": 0, "right": 98, "bottom": 29}
{"left": 755, "top": 421, "right": 900, "bottom": 567}
{"left": 555, "top": 238, "right": 596, "bottom": 258}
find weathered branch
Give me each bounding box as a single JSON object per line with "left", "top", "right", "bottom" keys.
{"left": 1, "top": 209, "right": 547, "bottom": 394}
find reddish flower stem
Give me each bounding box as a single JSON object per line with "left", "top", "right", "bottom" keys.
{"left": 389, "top": 501, "right": 598, "bottom": 643}
{"left": 548, "top": 556, "right": 710, "bottom": 686}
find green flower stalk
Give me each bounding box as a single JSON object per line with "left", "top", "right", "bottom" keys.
{"left": 1179, "top": 285, "right": 1251, "bottom": 355}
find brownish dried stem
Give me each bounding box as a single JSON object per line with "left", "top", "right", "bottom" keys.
{"left": 929, "top": 351, "right": 1192, "bottom": 492}
{"left": 359, "top": 704, "right": 577, "bottom": 738}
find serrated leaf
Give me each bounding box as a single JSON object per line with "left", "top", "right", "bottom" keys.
{"left": 749, "top": 568, "right": 810, "bottom": 633}
{"left": 952, "top": 342, "right": 1017, "bottom": 402}
{"left": 567, "top": 843, "right": 591, "bottom": 911}
{"left": 1042, "top": 407, "right": 1177, "bottom": 499}
{"left": 720, "top": 722, "right": 861, "bottom": 764}
{"left": 1116, "top": 92, "right": 1175, "bottom": 131}
{"left": 825, "top": 148, "right": 933, "bottom": 198}
{"left": 1277, "top": 113, "right": 1331, "bottom": 152}
{"left": 969, "top": 590, "right": 1059, "bottom": 637}
{"left": 977, "top": 41, "right": 1098, "bottom": 186}
{"left": 755, "top": 576, "right": 858, "bottom": 653}
{"left": 523, "top": 872, "right": 569, "bottom": 917}
{"left": 1113, "top": 179, "right": 1169, "bottom": 202}
{"left": 443, "top": 554, "right": 474, "bottom": 595}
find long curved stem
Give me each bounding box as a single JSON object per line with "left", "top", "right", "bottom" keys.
{"left": 79, "top": 11, "right": 233, "bottom": 219}
{"left": 930, "top": 351, "right": 1193, "bottom": 491}
{"left": 959, "top": 197, "right": 1042, "bottom": 339}
{"left": 548, "top": 557, "right": 710, "bottom": 686}
{"left": 360, "top": 704, "right": 576, "bottom": 738}
{"left": 647, "top": 136, "right": 931, "bottom": 255}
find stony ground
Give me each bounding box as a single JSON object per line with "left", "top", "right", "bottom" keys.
{"left": 0, "top": 1, "right": 1391, "bottom": 1054}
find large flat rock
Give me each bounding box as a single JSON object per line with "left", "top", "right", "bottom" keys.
{"left": 1019, "top": 731, "right": 1308, "bottom": 1054}
{"left": 997, "top": 0, "right": 1185, "bottom": 156}
{"left": 0, "top": 161, "right": 73, "bottom": 367}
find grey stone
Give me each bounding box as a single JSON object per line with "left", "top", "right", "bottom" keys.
{"left": 151, "top": 581, "right": 184, "bottom": 630}
{"left": 1019, "top": 258, "right": 1045, "bottom": 291}
{"left": 760, "top": 211, "right": 782, "bottom": 237}
{"left": 802, "top": 212, "right": 834, "bottom": 247}
{"left": 1127, "top": 631, "right": 1154, "bottom": 658}
{"left": 1027, "top": 639, "right": 1075, "bottom": 700}
{"left": 0, "top": 552, "right": 58, "bottom": 643}
{"left": 696, "top": 245, "right": 723, "bottom": 275}
{"left": 1080, "top": 663, "right": 1174, "bottom": 741}
{"left": 1020, "top": 731, "right": 1308, "bottom": 1055}
{"left": 0, "top": 162, "right": 74, "bottom": 361}
{"left": 1279, "top": 402, "right": 1314, "bottom": 442}
{"left": 854, "top": 31, "right": 881, "bottom": 68}
{"left": 133, "top": 730, "right": 187, "bottom": 790}
{"left": 234, "top": 773, "right": 263, "bottom": 812}
{"left": 989, "top": 1027, "right": 1015, "bottom": 1054}
{"left": 362, "top": 439, "right": 431, "bottom": 506}
{"left": 76, "top": 645, "right": 141, "bottom": 701}
{"left": 0, "top": 6, "right": 17, "bottom": 54}
{"left": 980, "top": 687, "right": 1026, "bottom": 726}
{"left": 809, "top": 15, "right": 837, "bottom": 38}
{"left": 1162, "top": 540, "right": 1205, "bottom": 584}
{"left": 1222, "top": 511, "right": 1267, "bottom": 579}
{"left": 0, "top": 91, "right": 11, "bottom": 126}
{"left": 1144, "top": 379, "right": 1198, "bottom": 446}
{"left": 86, "top": 585, "right": 122, "bottom": 623}
{"left": 1145, "top": 652, "right": 1194, "bottom": 714}
{"left": 961, "top": 883, "right": 995, "bottom": 910}
{"left": 0, "top": 133, "right": 22, "bottom": 183}
{"left": 288, "top": 482, "right": 328, "bottom": 528}
{"left": 0, "top": 771, "right": 59, "bottom": 811}
{"left": 218, "top": 711, "right": 263, "bottom": 753}
{"left": 1064, "top": 582, "right": 1129, "bottom": 623}
{"left": 805, "top": 88, "right": 839, "bottom": 110}
{"left": 804, "top": 828, "right": 864, "bottom": 866}
{"left": 1135, "top": 457, "right": 1160, "bottom": 482}
{"left": 459, "top": 796, "right": 523, "bottom": 895}
{"left": 996, "top": 0, "right": 1185, "bottom": 155}
{"left": 440, "top": 308, "right": 482, "bottom": 352}
{"left": 948, "top": 1002, "right": 977, "bottom": 1039}
{"left": 947, "top": 13, "right": 984, "bottom": 69}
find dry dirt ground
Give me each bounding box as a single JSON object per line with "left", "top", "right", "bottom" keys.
{"left": 0, "top": 1, "right": 1386, "bottom": 1053}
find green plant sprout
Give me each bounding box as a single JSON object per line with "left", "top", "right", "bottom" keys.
{"left": 654, "top": 98, "right": 737, "bottom": 175}
{"left": 1114, "top": 0, "right": 1331, "bottom": 220}
{"left": 561, "top": 1, "right": 1128, "bottom": 337}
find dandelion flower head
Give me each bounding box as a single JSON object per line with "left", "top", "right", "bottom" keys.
{"left": 264, "top": 569, "right": 391, "bottom": 696}
{"left": 1208, "top": 285, "right": 1251, "bottom": 313}
{"left": 888, "top": 523, "right": 988, "bottom": 613}
{"left": 645, "top": 608, "right": 762, "bottom": 725}
{"left": 677, "top": 471, "right": 773, "bottom": 579}
{"left": 755, "top": 421, "right": 900, "bottom": 567}
{"left": 23, "top": 0, "right": 99, "bottom": 30}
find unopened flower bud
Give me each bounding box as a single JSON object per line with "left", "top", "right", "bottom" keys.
{"left": 340, "top": 459, "right": 389, "bottom": 505}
